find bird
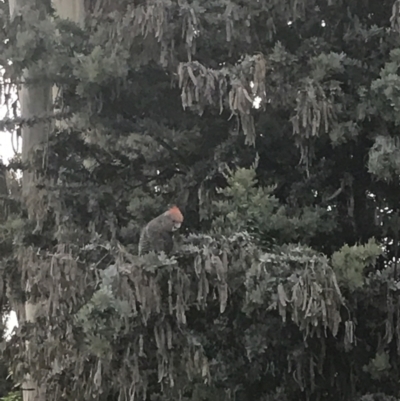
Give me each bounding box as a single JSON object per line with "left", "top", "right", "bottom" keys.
{"left": 138, "top": 206, "right": 184, "bottom": 256}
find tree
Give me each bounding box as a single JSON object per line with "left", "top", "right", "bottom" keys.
{"left": 0, "top": 327, "right": 14, "bottom": 400}
{"left": 1, "top": 0, "right": 400, "bottom": 400}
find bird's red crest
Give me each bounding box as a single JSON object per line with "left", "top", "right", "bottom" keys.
{"left": 167, "top": 206, "right": 184, "bottom": 223}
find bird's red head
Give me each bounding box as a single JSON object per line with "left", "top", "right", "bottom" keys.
{"left": 165, "top": 206, "right": 184, "bottom": 231}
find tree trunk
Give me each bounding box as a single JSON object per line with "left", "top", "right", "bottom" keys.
{"left": 8, "top": 2, "right": 51, "bottom": 400}
{"left": 7, "top": 1, "right": 85, "bottom": 400}
{"left": 52, "top": 0, "right": 85, "bottom": 27}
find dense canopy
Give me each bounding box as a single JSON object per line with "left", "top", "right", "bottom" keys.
{"left": 1, "top": 0, "right": 400, "bottom": 400}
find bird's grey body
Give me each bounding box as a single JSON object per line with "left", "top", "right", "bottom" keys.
{"left": 138, "top": 222, "right": 174, "bottom": 255}
{"left": 138, "top": 206, "right": 183, "bottom": 256}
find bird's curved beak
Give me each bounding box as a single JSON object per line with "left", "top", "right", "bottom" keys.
{"left": 172, "top": 222, "right": 181, "bottom": 231}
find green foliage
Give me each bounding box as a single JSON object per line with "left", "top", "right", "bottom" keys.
{"left": 0, "top": 325, "right": 14, "bottom": 401}
{"left": 213, "top": 165, "right": 335, "bottom": 247}
{"left": 331, "top": 239, "right": 383, "bottom": 290}
{"left": 359, "top": 395, "right": 400, "bottom": 401}
{"left": 244, "top": 244, "right": 343, "bottom": 338}
{"left": 0, "top": 392, "right": 22, "bottom": 401}
{"left": 368, "top": 136, "right": 400, "bottom": 181}
{"left": 363, "top": 351, "right": 391, "bottom": 381}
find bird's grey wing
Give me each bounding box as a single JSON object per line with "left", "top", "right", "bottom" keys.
{"left": 160, "top": 231, "right": 174, "bottom": 255}
{"left": 139, "top": 225, "right": 169, "bottom": 255}
{"left": 138, "top": 226, "right": 151, "bottom": 256}
{"left": 139, "top": 218, "right": 174, "bottom": 256}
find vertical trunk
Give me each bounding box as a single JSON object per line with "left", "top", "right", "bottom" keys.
{"left": 7, "top": 1, "right": 85, "bottom": 400}
{"left": 51, "top": 0, "right": 85, "bottom": 128}
{"left": 8, "top": 2, "right": 52, "bottom": 401}
{"left": 52, "top": 0, "right": 85, "bottom": 27}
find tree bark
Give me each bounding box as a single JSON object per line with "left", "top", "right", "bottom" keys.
{"left": 8, "top": 2, "right": 51, "bottom": 400}
{"left": 52, "top": 0, "right": 85, "bottom": 27}
{"left": 7, "top": 1, "right": 85, "bottom": 400}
